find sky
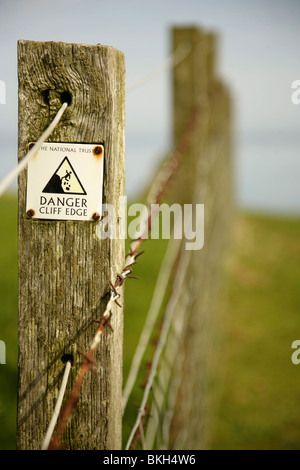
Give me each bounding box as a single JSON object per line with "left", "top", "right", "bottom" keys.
{"left": 0, "top": 0, "right": 299, "bottom": 210}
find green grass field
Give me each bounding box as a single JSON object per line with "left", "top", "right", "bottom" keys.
{"left": 1, "top": 195, "right": 300, "bottom": 449}
{"left": 0, "top": 194, "right": 18, "bottom": 450}
{"left": 209, "top": 213, "right": 300, "bottom": 450}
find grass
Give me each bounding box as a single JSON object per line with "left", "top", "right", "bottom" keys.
{"left": 0, "top": 194, "right": 18, "bottom": 450}
{"left": 208, "top": 212, "right": 300, "bottom": 450}
{"left": 1, "top": 194, "right": 300, "bottom": 450}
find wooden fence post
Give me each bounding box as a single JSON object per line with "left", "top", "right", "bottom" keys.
{"left": 17, "top": 40, "right": 125, "bottom": 450}
{"left": 169, "top": 26, "right": 208, "bottom": 206}
{"left": 167, "top": 27, "right": 233, "bottom": 449}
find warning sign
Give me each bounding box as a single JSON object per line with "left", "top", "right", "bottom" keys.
{"left": 26, "top": 143, "right": 104, "bottom": 221}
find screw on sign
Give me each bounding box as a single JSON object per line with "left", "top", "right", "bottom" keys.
{"left": 93, "top": 146, "right": 103, "bottom": 157}
{"left": 26, "top": 209, "right": 35, "bottom": 219}
{"left": 92, "top": 212, "right": 101, "bottom": 222}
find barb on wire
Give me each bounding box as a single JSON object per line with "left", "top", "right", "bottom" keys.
{"left": 128, "top": 404, "right": 150, "bottom": 451}
{"left": 0, "top": 102, "right": 68, "bottom": 197}
{"left": 47, "top": 102, "right": 202, "bottom": 450}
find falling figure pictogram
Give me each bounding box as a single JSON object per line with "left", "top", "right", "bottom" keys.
{"left": 42, "top": 157, "right": 86, "bottom": 195}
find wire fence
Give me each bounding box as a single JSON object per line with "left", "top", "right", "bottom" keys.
{"left": 121, "top": 29, "right": 232, "bottom": 450}
{"left": 48, "top": 99, "right": 203, "bottom": 450}
{"left": 125, "top": 242, "right": 192, "bottom": 450}
{"left": 1, "top": 28, "right": 232, "bottom": 450}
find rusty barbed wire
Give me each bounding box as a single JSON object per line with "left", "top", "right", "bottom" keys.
{"left": 47, "top": 103, "right": 203, "bottom": 450}
{"left": 129, "top": 403, "right": 150, "bottom": 450}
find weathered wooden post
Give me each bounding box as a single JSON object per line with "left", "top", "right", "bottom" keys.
{"left": 167, "top": 27, "right": 232, "bottom": 449}
{"left": 168, "top": 26, "right": 209, "bottom": 205}
{"left": 17, "top": 40, "right": 125, "bottom": 449}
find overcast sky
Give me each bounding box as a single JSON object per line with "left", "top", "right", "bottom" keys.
{"left": 0, "top": 0, "right": 299, "bottom": 201}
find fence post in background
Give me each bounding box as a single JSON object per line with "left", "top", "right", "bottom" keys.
{"left": 166, "top": 27, "right": 232, "bottom": 449}
{"left": 17, "top": 41, "right": 125, "bottom": 449}
{"left": 169, "top": 26, "right": 209, "bottom": 205}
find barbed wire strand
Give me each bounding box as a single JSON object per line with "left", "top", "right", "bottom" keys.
{"left": 122, "top": 234, "right": 182, "bottom": 415}
{"left": 139, "top": 422, "right": 147, "bottom": 450}
{"left": 145, "top": 290, "right": 189, "bottom": 449}
{"left": 41, "top": 360, "right": 72, "bottom": 450}
{"left": 47, "top": 103, "right": 202, "bottom": 450}
{"left": 125, "top": 246, "right": 191, "bottom": 450}
{"left": 0, "top": 102, "right": 68, "bottom": 197}
{"left": 126, "top": 41, "right": 191, "bottom": 93}
{"left": 129, "top": 402, "right": 150, "bottom": 450}
{"left": 128, "top": 209, "right": 195, "bottom": 450}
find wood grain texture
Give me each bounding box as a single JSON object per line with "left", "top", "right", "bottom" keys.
{"left": 17, "top": 40, "right": 125, "bottom": 450}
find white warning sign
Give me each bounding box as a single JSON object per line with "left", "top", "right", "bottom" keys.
{"left": 26, "top": 142, "right": 104, "bottom": 221}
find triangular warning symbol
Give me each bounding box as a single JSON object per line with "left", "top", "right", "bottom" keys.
{"left": 42, "top": 157, "right": 86, "bottom": 195}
